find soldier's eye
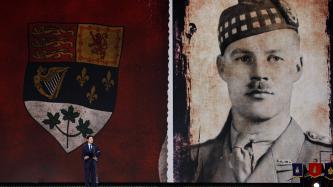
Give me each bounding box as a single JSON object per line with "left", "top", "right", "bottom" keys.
{"left": 268, "top": 55, "right": 284, "bottom": 63}
{"left": 235, "top": 55, "right": 253, "bottom": 64}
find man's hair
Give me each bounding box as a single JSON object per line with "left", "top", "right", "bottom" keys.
{"left": 86, "top": 135, "right": 94, "bottom": 139}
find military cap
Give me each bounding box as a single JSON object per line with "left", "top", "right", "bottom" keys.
{"left": 218, "top": 0, "right": 299, "bottom": 55}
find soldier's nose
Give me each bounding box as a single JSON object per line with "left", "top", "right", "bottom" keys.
{"left": 250, "top": 63, "right": 269, "bottom": 81}
{"left": 250, "top": 76, "right": 268, "bottom": 81}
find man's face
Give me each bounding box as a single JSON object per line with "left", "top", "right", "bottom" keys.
{"left": 88, "top": 137, "right": 94, "bottom": 144}
{"left": 217, "top": 29, "right": 302, "bottom": 121}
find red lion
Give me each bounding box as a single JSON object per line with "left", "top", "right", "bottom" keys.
{"left": 88, "top": 31, "right": 108, "bottom": 59}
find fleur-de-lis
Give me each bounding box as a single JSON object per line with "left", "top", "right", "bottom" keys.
{"left": 86, "top": 86, "right": 98, "bottom": 104}
{"left": 76, "top": 67, "right": 89, "bottom": 87}
{"left": 102, "top": 71, "right": 114, "bottom": 91}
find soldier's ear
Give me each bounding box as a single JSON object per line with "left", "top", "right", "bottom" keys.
{"left": 216, "top": 55, "right": 227, "bottom": 81}
{"left": 293, "top": 56, "right": 303, "bottom": 82}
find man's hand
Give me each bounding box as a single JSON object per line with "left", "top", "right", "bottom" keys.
{"left": 93, "top": 156, "right": 98, "bottom": 161}
{"left": 84, "top": 156, "right": 89, "bottom": 160}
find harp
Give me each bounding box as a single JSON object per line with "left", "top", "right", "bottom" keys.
{"left": 34, "top": 66, "right": 69, "bottom": 99}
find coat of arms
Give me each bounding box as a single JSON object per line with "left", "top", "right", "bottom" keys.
{"left": 23, "top": 23, "right": 123, "bottom": 153}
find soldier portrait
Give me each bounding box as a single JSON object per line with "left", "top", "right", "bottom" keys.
{"left": 173, "top": 0, "right": 332, "bottom": 183}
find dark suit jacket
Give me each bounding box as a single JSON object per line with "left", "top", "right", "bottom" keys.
{"left": 82, "top": 143, "right": 100, "bottom": 160}
{"left": 188, "top": 114, "right": 332, "bottom": 183}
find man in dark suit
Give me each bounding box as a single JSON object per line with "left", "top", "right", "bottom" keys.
{"left": 82, "top": 135, "right": 100, "bottom": 187}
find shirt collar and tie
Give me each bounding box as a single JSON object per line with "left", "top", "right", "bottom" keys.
{"left": 230, "top": 120, "right": 290, "bottom": 182}
{"left": 230, "top": 132, "right": 254, "bottom": 182}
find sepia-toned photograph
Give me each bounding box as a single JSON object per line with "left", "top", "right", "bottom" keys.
{"left": 173, "top": 0, "right": 333, "bottom": 183}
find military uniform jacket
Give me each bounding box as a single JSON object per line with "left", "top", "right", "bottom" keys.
{"left": 189, "top": 114, "right": 332, "bottom": 183}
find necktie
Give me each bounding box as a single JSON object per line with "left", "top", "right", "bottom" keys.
{"left": 231, "top": 133, "right": 254, "bottom": 182}
{"left": 89, "top": 145, "right": 91, "bottom": 151}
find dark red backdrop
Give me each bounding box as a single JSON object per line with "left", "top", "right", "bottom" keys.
{"left": 0, "top": 0, "right": 168, "bottom": 182}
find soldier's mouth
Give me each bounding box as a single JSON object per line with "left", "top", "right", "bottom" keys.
{"left": 245, "top": 90, "right": 274, "bottom": 99}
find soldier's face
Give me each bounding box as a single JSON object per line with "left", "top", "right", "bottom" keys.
{"left": 217, "top": 29, "right": 302, "bottom": 121}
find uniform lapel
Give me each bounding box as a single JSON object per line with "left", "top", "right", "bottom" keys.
{"left": 210, "top": 130, "right": 237, "bottom": 182}
{"left": 197, "top": 113, "right": 237, "bottom": 182}
{"left": 271, "top": 119, "right": 304, "bottom": 182}
{"left": 246, "top": 148, "right": 277, "bottom": 182}
{"left": 209, "top": 114, "right": 238, "bottom": 182}
{"left": 246, "top": 118, "right": 304, "bottom": 183}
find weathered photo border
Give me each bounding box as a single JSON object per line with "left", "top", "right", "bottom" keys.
{"left": 171, "top": 0, "right": 333, "bottom": 183}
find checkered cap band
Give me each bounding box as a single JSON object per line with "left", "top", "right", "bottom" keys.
{"left": 218, "top": 0, "right": 298, "bottom": 55}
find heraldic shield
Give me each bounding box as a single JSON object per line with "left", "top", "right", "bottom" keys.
{"left": 24, "top": 23, "right": 123, "bottom": 153}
